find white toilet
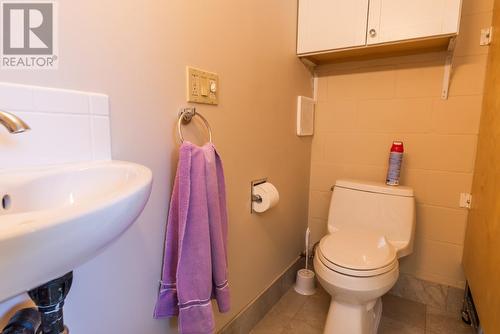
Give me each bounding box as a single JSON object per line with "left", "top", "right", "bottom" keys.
{"left": 314, "top": 179, "right": 415, "bottom": 334}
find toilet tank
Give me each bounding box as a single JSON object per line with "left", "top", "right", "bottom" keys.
{"left": 328, "top": 179, "right": 416, "bottom": 257}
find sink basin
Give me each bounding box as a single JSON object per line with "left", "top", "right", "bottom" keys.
{"left": 0, "top": 161, "right": 153, "bottom": 302}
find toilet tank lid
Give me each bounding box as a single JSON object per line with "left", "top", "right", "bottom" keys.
{"left": 335, "top": 179, "right": 414, "bottom": 197}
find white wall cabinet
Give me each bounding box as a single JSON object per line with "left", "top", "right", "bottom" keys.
{"left": 297, "top": 0, "right": 370, "bottom": 54}
{"left": 367, "top": 0, "right": 462, "bottom": 45}
{"left": 297, "top": 0, "right": 462, "bottom": 56}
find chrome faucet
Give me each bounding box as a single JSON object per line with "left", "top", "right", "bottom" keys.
{"left": 0, "top": 110, "right": 30, "bottom": 134}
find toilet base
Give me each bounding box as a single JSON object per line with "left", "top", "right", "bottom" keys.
{"left": 323, "top": 297, "right": 382, "bottom": 334}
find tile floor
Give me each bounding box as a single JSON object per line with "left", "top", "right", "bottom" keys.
{"left": 250, "top": 286, "right": 475, "bottom": 334}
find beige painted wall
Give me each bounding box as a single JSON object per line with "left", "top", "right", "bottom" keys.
{"left": 308, "top": 0, "right": 493, "bottom": 288}
{"left": 0, "top": 1, "right": 312, "bottom": 333}
{"left": 463, "top": 0, "right": 500, "bottom": 332}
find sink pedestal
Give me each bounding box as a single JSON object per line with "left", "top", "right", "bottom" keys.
{"left": 2, "top": 273, "right": 73, "bottom": 334}
{"left": 28, "top": 272, "right": 73, "bottom": 334}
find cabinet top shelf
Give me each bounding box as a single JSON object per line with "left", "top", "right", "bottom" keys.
{"left": 298, "top": 35, "right": 454, "bottom": 67}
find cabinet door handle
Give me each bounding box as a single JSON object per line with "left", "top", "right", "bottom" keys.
{"left": 369, "top": 29, "right": 377, "bottom": 38}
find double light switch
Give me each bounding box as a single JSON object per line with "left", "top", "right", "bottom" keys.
{"left": 187, "top": 66, "right": 219, "bottom": 105}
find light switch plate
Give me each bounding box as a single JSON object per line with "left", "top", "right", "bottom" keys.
{"left": 187, "top": 66, "right": 219, "bottom": 105}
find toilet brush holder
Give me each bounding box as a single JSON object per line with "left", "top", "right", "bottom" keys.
{"left": 294, "top": 269, "right": 316, "bottom": 296}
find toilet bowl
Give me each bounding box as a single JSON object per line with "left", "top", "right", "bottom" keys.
{"left": 314, "top": 179, "right": 415, "bottom": 334}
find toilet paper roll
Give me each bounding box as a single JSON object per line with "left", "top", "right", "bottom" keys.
{"left": 252, "top": 182, "right": 280, "bottom": 213}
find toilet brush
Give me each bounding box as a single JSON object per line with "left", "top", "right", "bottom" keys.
{"left": 294, "top": 227, "right": 316, "bottom": 295}
{"left": 305, "top": 227, "right": 310, "bottom": 270}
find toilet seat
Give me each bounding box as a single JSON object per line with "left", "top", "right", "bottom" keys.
{"left": 318, "top": 228, "right": 398, "bottom": 277}
{"left": 318, "top": 249, "right": 398, "bottom": 277}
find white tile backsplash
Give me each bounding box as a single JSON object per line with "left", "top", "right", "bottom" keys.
{"left": 0, "top": 82, "right": 111, "bottom": 169}
{"left": 91, "top": 116, "right": 112, "bottom": 160}
{"left": 0, "top": 83, "right": 34, "bottom": 111}
{"left": 89, "top": 94, "right": 109, "bottom": 116}
{"left": 33, "top": 87, "right": 90, "bottom": 115}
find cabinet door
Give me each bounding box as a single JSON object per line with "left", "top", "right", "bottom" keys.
{"left": 367, "top": 0, "right": 462, "bottom": 45}
{"left": 297, "top": 0, "right": 370, "bottom": 54}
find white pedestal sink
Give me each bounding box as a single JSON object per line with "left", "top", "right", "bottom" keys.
{"left": 0, "top": 160, "right": 153, "bottom": 302}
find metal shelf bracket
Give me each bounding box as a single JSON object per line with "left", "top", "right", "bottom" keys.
{"left": 441, "top": 37, "right": 457, "bottom": 100}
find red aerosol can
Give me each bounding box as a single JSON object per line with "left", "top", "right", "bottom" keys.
{"left": 386, "top": 141, "right": 404, "bottom": 186}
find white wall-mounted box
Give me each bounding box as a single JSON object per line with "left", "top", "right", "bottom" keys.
{"left": 297, "top": 96, "right": 315, "bottom": 137}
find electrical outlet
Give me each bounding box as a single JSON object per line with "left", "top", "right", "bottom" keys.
{"left": 187, "top": 66, "right": 219, "bottom": 105}
{"left": 480, "top": 27, "right": 493, "bottom": 46}
{"left": 460, "top": 193, "right": 472, "bottom": 209}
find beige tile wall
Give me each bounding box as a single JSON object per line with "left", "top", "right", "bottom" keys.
{"left": 309, "top": 0, "right": 493, "bottom": 288}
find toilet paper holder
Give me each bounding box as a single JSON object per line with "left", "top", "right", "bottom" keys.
{"left": 251, "top": 178, "right": 267, "bottom": 213}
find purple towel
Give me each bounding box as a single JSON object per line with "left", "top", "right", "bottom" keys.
{"left": 154, "top": 142, "right": 230, "bottom": 334}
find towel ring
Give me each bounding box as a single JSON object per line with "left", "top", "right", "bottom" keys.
{"left": 177, "top": 107, "right": 213, "bottom": 144}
